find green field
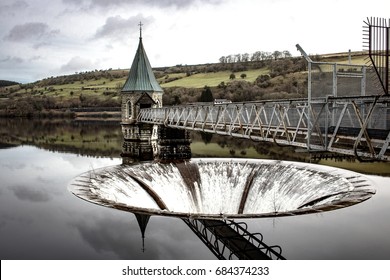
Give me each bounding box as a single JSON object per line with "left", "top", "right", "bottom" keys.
{"left": 160, "top": 68, "right": 269, "bottom": 88}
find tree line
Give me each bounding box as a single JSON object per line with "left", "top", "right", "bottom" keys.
{"left": 219, "top": 50, "right": 292, "bottom": 64}
{"left": 0, "top": 80, "right": 19, "bottom": 87}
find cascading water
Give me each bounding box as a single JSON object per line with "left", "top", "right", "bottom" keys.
{"left": 69, "top": 158, "right": 375, "bottom": 218}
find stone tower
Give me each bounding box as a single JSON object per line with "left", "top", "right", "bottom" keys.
{"left": 121, "top": 23, "right": 163, "bottom": 142}
{"left": 120, "top": 23, "right": 191, "bottom": 162}
{"left": 121, "top": 24, "right": 163, "bottom": 125}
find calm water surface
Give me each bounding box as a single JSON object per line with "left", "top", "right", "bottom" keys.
{"left": 0, "top": 120, "right": 390, "bottom": 259}
{"left": 0, "top": 145, "right": 216, "bottom": 259}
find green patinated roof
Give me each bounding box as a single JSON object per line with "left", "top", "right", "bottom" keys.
{"left": 122, "top": 38, "right": 163, "bottom": 93}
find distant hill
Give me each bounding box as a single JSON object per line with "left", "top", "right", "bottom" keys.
{"left": 0, "top": 80, "right": 19, "bottom": 87}
{"left": 0, "top": 51, "right": 371, "bottom": 118}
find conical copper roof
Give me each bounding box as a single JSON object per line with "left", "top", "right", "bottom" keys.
{"left": 121, "top": 37, "right": 163, "bottom": 93}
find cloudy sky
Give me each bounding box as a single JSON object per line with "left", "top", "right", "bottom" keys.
{"left": 0, "top": 0, "right": 388, "bottom": 83}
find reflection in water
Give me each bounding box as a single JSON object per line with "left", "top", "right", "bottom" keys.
{"left": 9, "top": 185, "right": 51, "bottom": 202}
{"left": 1, "top": 118, "right": 390, "bottom": 176}
{"left": 2, "top": 119, "right": 389, "bottom": 259}
{"left": 134, "top": 213, "right": 151, "bottom": 253}
{"left": 122, "top": 141, "right": 153, "bottom": 164}
{"left": 69, "top": 124, "right": 376, "bottom": 259}
{"left": 121, "top": 123, "right": 191, "bottom": 162}
{"left": 0, "top": 118, "right": 123, "bottom": 157}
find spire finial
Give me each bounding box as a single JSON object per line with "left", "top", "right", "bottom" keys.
{"left": 138, "top": 21, "right": 143, "bottom": 39}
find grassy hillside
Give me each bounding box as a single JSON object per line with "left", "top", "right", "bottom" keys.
{"left": 0, "top": 69, "right": 128, "bottom": 117}
{"left": 0, "top": 51, "right": 370, "bottom": 117}
{"left": 159, "top": 68, "right": 269, "bottom": 88}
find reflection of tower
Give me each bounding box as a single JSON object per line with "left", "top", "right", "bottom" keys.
{"left": 154, "top": 126, "right": 192, "bottom": 161}
{"left": 121, "top": 140, "right": 154, "bottom": 164}
{"left": 134, "top": 213, "right": 151, "bottom": 253}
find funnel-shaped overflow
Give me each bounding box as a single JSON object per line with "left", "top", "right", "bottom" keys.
{"left": 69, "top": 159, "right": 375, "bottom": 218}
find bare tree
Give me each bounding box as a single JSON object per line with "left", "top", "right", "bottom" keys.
{"left": 219, "top": 56, "right": 226, "bottom": 64}
{"left": 262, "top": 52, "right": 272, "bottom": 60}
{"left": 242, "top": 53, "right": 249, "bottom": 62}
{"left": 282, "top": 50, "right": 292, "bottom": 58}
{"left": 272, "top": 50, "right": 282, "bottom": 60}
{"left": 251, "top": 51, "right": 261, "bottom": 61}
{"left": 226, "top": 55, "right": 233, "bottom": 63}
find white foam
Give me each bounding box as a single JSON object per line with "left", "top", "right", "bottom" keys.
{"left": 69, "top": 158, "right": 375, "bottom": 218}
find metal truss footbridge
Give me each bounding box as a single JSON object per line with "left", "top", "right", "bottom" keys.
{"left": 138, "top": 95, "right": 390, "bottom": 161}
{"left": 137, "top": 18, "right": 390, "bottom": 161}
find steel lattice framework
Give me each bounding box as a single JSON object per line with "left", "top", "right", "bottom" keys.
{"left": 138, "top": 95, "right": 390, "bottom": 161}
{"left": 363, "top": 17, "right": 390, "bottom": 95}
{"left": 183, "top": 219, "right": 285, "bottom": 260}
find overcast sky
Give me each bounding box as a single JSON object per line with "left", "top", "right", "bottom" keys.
{"left": 0, "top": 0, "right": 388, "bottom": 83}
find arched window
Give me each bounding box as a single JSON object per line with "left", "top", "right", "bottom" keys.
{"left": 126, "top": 100, "right": 132, "bottom": 119}
{"left": 154, "top": 98, "right": 160, "bottom": 108}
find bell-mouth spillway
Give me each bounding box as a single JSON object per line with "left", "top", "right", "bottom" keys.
{"left": 69, "top": 158, "right": 376, "bottom": 219}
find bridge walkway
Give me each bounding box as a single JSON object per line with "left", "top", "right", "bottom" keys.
{"left": 138, "top": 95, "right": 390, "bottom": 161}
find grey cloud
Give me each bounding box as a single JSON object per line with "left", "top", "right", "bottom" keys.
{"left": 36, "top": 175, "right": 53, "bottom": 184}
{"left": 33, "top": 42, "right": 52, "bottom": 49}
{"left": 9, "top": 185, "right": 51, "bottom": 202}
{"left": 64, "top": 0, "right": 224, "bottom": 10}
{"left": 0, "top": 56, "right": 24, "bottom": 64}
{"left": 0, "top": 1, "right": 28, "bottom": 16}
{"left": 0, "top": 55, "right": 42, "bottom": 82}
{"left": 60, "top": 56, "right": 95, "bottom": 73}
{"left": 62, "top": 0, "right": 84, "bottom": 4}
{"left": 91, "top": 0, "right": 222, "bottom": 8}
{"left": 93, "top": 15, "right": 154, "bottom": 40}
{"left": 4, "top": 22, "right": 59, "bottom": 42}
{"left": 29, "top": 56, "right": 42, "bottom": 61}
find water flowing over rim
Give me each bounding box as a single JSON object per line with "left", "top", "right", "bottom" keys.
{"left": 69, "top": 158, "right": 376, "bottom": 219}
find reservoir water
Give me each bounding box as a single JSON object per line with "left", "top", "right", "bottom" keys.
{"left": 1, "top": 119, "right": 390, "bottom": 259}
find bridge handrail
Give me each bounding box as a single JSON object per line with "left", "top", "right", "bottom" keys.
{"left": 146, "top": 95, "right": 389, "bottom": 111}
{"left": 137, "top": 95, "right": 390, "bottom": 161}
